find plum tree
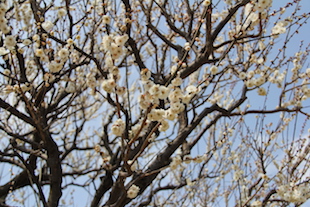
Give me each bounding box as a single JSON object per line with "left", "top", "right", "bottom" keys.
{"left": 0, "top": 0, "right": 309, "bottom": 206}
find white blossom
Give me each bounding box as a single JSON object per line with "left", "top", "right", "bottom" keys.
{"left": 140, "top": 68, "right": 151, "bottom": 81}
{"left": 57, "top": 8, "right": 67, "bottom": 18}
{"left": 257, "top": 87, "right": 267, "bottom": 96}
{"left": 42, "top": 20, "right": 54, "bottom": 31}
{"left": 210, "top": 65, "right": 218, "bottom": 75}
{"left": 203, "top": 0, "right": 211, "bottom": 7}
{"left": 102, "top": 15, "right": 111, "bottom": 24}
{"left": 159, "top": 120, "right": 169, "bottom": 132}
{"left": 127, "top": 184, "right": 140, "bottom": 199}
{"left": 58, "top": 48, "right": 70, "bottom": 60}
{"left": 4, "top": 35, "right": 16, "bottom": 49}
{"left": 102, "top": 79, "right": 116, "bottom": 93}
{"left": 111, "top": 119, "right": 125, "bottom": 136}
{"left": 0, "top": 47, "right": 9, "bottom": 55}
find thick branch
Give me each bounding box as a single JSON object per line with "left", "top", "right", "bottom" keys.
{"left": 90, "top": 171, "right": 113, "bottom": 207}
{"left": 0, "top": 98, "right": 35, "bottom": 126}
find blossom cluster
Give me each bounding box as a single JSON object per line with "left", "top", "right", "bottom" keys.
{"left": 138, "top": 69, "right": 201, "bottom": 133}
{"left": 35, "top": 39, "right": 72, "bottom": 74}
{"left": 169, "top": 156, "right": 182, "bottom": 170}
{"left": 170, "top": 154, "right": 206, "bottom": 170}
{"left": 3, "top": 82, "right": 31, "bottom": 94}
{"left": 0, "top": 2, "right": 10, "bottom": 34}
{"left": 134, "top": 42, "right": 307, "bottom": 140}
{"left": 111, "top": 119, "right": 126, "bottom": 136}
{"left": 272, "top": 20, "right": 289, "bottom": 35}
{"left": 277, "top": 183, "right": 310, "bottom": 203}
{"left": 252, "top": 0, "right": 273, "bottom": 12}
{"left": 14, "top": 2, "right": 32, "bottom": 30}
{"left": 100, "top": 34, "right": 129, "bottom": 62}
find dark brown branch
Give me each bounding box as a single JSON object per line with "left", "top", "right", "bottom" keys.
{"left": 90, "top": 171, "right": 113, "bottom": 207}
{"left": 211, "top": 0, "right": 251, "bottom": 42}
{"left": 0, "top": 98, "right": 35, "bottom": 126}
